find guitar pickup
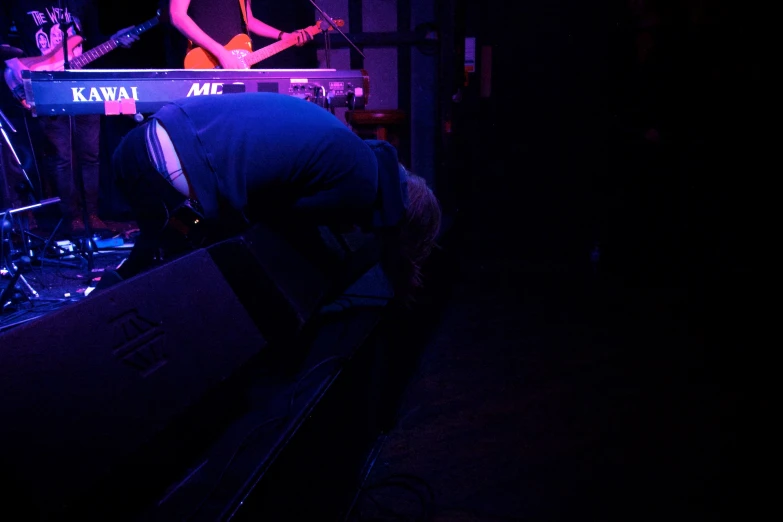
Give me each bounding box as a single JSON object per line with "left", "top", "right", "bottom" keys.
{"left": 104, "top": 98, "right": 137, "bottom": 116}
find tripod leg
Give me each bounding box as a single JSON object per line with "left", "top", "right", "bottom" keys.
{"left": 0, "top": 123, "right": 35, "bottom": 197}
{"left": 0, "top": 270, "right": 21, "bottom": 310}
{"left": 16, "top": 272, "right": 38, "bottom": 299}
{"left": 6, "top": 256, "right": 38, "bottom": 300}
{"left": 0, "top": 256, "right": 34, "bottom": 310}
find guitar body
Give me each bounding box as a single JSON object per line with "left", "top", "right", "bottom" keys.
{"left": 17, "top": 35, "right": 85, "bottom": 72}
{"left": 183, "top": 33, "right": 253, "bottom": 69}
{"left": 183, "top": 19, "right": 344, "bottom": 70}
{"left": 3, "top": 36, "right": 85, "bottom": 109}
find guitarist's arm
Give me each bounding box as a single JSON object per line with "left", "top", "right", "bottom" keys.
{"left": 245, "top": 1, "right": 287, "bottom": 40}
{"left": 245, "top": 1, "right": 310, "bottom": 47}
{"left": 171, "top": 0, "right": 310, "bottom": 69}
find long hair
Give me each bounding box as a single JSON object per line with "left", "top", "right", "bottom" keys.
{"left": 384, "top": 168, "right": 442, "bottom": 304}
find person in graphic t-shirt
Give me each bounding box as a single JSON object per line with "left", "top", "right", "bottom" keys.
{"left": 1, "top": 1, "right": 141, "bottom": 235}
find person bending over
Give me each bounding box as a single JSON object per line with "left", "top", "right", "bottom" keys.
{"left": 106, "top": 92, "right": 441, "bottom": 302}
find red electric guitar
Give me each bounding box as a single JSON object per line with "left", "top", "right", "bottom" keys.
{"left": 183, "top": 19, "right": 344, "bottom": 69}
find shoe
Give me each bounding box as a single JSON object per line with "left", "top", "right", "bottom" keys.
{"left": 22, "top": 211, "right": 37, "bottom": 231}
{"left": 87, "top": 213, "right": 110, "bottom": 232}
{"left": 67, "top": 216, "right": 85, "bottom": 235}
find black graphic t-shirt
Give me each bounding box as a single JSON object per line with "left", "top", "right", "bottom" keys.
{"left": 3, "top": 1, "right": 101, "bottom": 59}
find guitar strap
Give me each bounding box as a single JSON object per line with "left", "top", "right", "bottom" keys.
{"left": 238, "top": 0, "right": 249, "bottom": 35}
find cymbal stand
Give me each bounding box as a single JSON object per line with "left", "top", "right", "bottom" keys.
{"left": 1, "top": 106, "right": 40, "bottom": 303}
{"left": 7, "top": 198, "right": 81, "bottom": 269}
{"left": 0, "top": 255, "right": 34, "bottom": 312}
{"left": 1, "top": 209, "right": 39, "bottom": 304}
{"left": 0, "top": 108, "right": 36, "bottom": 197}
{"left": 2, "top": 104, "right": 78, "bottom": 270}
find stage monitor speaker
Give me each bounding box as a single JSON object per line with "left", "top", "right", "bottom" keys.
{"left": 0, "top": 247, "right": 267, "bottom": 518}
{"left": 208, "top": 224, "right": 339, "bottom": 340}
{"left": 209, "top": 222, "right": 383, "bottom": 341}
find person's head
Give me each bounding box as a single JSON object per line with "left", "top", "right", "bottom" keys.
{"left": 386, "top": 168, "right": 442, "bottom": 304}
{"left": 35, "top": 31, "right": 49, "bottom": 51}
{"left": 112, "top": 123, "right": 187, "bottom": 235}
{"left": 50, "top": 25, "right": 63, "bottom": 46}
{"left": 110, "top": 122, "right": 202, "bottom": 278}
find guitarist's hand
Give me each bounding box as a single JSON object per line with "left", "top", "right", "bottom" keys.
{"left": 3, "top": 58, "right": 31, "bottom": 110}
{"left": 281, "top": 29, "right": 314, "bottom": 47}
{"left": 216, "top": 48, "right": 246, "bottom": 70}
{"left": 111, "top": 26, "right": 141, "bottom": 48}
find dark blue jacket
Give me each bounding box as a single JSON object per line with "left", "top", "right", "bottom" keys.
{"left": 152, "top": 92, "right": 408, "bottom": 229}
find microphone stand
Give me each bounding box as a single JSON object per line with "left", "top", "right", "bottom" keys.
{"left": 322, "top": 19, "right": 331, "bottom": 68}
{"left": 59, "top": 1, "right": 74, "bottom": 71}
{"left": 1, "top": 108, "right": 41, "bottom": 277}
{"left": 307, "top": 0, "right": 365, "bottom": 68}
{"left": 58, "top": 1, "right": 95, "bottom": 272}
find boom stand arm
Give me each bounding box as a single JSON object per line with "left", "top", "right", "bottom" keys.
{"left": 308, "top": 0, "right": 366, "bottom": 67}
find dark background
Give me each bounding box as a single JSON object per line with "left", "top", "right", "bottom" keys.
{"left": 2, "top": 0, "right": 741, "bottom": 518}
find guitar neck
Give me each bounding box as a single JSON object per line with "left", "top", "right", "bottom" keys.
{"left": 69, "top": 17, "right": 158, "bottom": 70}
{"left": 238, "top": 21, "right": 341, "bottom": 68}
{"left": 69, "top": 40, "right": 120, "bottom": 70}
{"left": 243, "top": 37, "right": 301, "bottom": 68}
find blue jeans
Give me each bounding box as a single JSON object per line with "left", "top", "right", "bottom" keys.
{"left": 37, "top": 114, "right": 100, "bottom": 219}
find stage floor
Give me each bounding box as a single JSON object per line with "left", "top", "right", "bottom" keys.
{"left": 1, "top": 219, "right": 136, "bottom": 333}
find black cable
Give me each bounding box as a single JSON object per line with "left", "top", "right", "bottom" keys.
{"left": 355, "top": 473, "right": 434, "bottom": 522}
{"left": 433, "top": 506, "right": 525, "bottom": 521}
{"left": 0, "top": 298, "right": 72, "bottom": 330}
{"left": 379, "top": 474, "right": 434, "bottom": 501}
{"left": 181, "top": 414, "right": 288, "bottom": 522}
{"left": 352, "top": 472, "right": 526, "bottom": 522}
{"left": 288, "top": 354, "right": 348, "bottom": 413}
{"left": 360, "top": 491, "right": 414, "bottom": 521}
{"left": 185, "top": 353, "right": 350, "bottom": 520}
{"left": 30, "top": 248, "right": 126, "bottom": 285}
